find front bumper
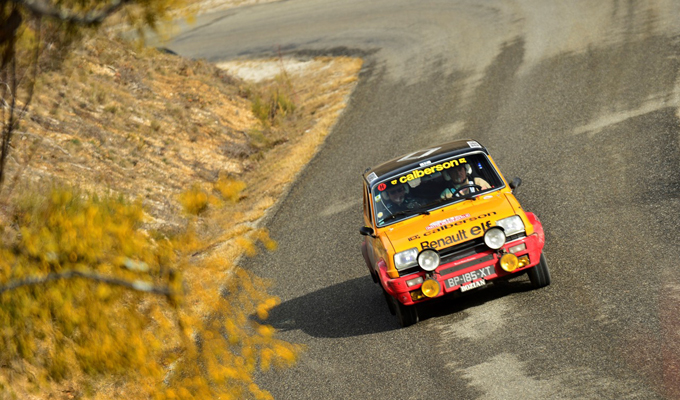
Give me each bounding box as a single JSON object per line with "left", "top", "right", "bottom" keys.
{"left": 382, "top": 227, "right": 545, "bottom": 306}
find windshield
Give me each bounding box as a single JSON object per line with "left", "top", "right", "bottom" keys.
{"left": 371, "top": 153, "right": 503, "bottom": 227}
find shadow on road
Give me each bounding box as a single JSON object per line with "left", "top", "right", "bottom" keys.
{"left": 264, "top": 274, "right": 535, "bottom": 338}
{"left": 265, "top": 276, "right": 398, "bottom": 338}
{"left": 416, "top": 278, "right": 534, "bottom": 322}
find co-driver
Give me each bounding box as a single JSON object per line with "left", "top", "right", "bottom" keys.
{"left": 382, "top": 183, "right": 422, "bottom": 213}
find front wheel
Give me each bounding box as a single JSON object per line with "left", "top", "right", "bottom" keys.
{"left": 392, "top": 296, "right": 419, "bottom": 328}
{"left": 382, "top": 287, "right": 396, "bottom": 315}
{"left": 528, "top": 253, "right": 551, "bottom": 289}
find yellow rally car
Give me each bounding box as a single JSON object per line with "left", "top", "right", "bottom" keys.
{"left": 360, "top": 139, "right": 550, "bottom": 327}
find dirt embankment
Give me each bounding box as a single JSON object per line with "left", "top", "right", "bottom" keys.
{"left": 5, "top": 34, "right": 361, "bottom": 244}
{"left": 0, "top": 7, "right": 362, "bottom": 398}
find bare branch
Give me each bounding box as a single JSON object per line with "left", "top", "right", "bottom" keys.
{"left": 0, "top": 16, "right": 42, "bottom": 192}
{"left": 15, "top": 18, "right": 41, "bottom": 120}
{"left": 16, "top": 0, "right": 133, "bottom": 25}
{"left": 0, "top": 270, "right": 174, "bottom": 297}
{"left": 0, "top": 56, "right": 18, "bottom": 188}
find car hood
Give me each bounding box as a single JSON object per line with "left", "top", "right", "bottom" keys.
{"left": 383, "top": 193, "right": 518, "bottom": 253}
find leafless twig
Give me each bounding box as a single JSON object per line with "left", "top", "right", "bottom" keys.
{"left": 0, "top": 270, "right": 174, "bottom": 297}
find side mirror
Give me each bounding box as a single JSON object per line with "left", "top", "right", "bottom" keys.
{"left": 510, "top": 177, "right": 522, "bottom": 190}
{"left": 359, "top": 226, "right": 374, "bottom": 236}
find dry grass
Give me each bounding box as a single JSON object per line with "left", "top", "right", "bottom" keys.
{"left": 0, "top": 25, "right": 362, "bottom": 400}
{"left": 176, "top": 55, "right": 363, "bottom": 323}
{"left": 211, "top": 56, "right": 363, "bottom": 240}
{"left": 6, "top": 37, "right": 361, "bottom": 227}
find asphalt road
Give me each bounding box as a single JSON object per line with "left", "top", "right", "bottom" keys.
{"left": 168, "top": 1, "right": 680, "bottom": 398}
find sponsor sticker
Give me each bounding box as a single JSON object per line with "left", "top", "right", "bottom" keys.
{"left": 467, "top": 141, "right": 482, "bottom": 149}
{"left": 420, "top": 220, "right": 494, "bottom": 250}
{"left": 397, "top": 157, "right": 467, "bottom": 184}
{"left": 426, "top": 213, "right": 470, "bottom": 230}
{"left": 367, "top": 172, "right": 378, "bottom": 184}
{"left": 460, "top": 279, "right": 486, "bottom": 292}
{"left": 377, "top": 183, "right": 386, "bottom": 191}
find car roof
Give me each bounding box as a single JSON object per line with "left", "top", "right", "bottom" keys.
{"left": 362, "top": 139, "right": 489, "bottom": 185}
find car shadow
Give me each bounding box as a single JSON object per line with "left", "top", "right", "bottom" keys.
{"left": 415, "top": 277, "right": 535, "bottom": 322}
{"left": 263, "top": 274, "right": 535, "bottom": 338}
{"left": 264, "top": 276, "right": 399, "bottom": 338}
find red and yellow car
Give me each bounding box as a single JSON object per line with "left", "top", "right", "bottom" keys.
{"left": 360, "top": 139, "right": 551, "bottom": 327}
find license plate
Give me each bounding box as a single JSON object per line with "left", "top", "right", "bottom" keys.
{"left": 444, "top": 265, "right": 495, "bottom": 289}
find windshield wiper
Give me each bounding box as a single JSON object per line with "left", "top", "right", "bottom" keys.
{"left": 381, "top": 208, "right": 430, "bottom": 222}
{"left": 381, "top": 194, "right": 477, "bottom": 224}
{"left": 419, "top": 194, "right": 475, "bottom": 211}
{"left": 420, "top": 198, "right": 448, "bottom": 210}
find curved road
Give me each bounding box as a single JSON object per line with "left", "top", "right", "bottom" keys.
{"left": 168, "top": 1, "right": 680, "bottom": 399}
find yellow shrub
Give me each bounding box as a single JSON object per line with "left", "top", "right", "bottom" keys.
{"left": 0, "top": 185, "right": 298, "bottom": 399}
{"left": 252, "top": 228, "right": 277, "bottom": 251}
{"left": 0, "top": 187, "right": 176, "bottom": 384}
{"left": 178, "top": 184, "right": 210, "bottom": 215}
{"left": 214, "top": 176, "right": 246, "bottom": 203}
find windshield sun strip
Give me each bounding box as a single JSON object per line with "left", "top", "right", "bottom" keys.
{"left": 370, "top": 152, "right": 504, "bottom": 227}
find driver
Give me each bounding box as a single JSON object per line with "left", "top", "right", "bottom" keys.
{"left": 383, "top": 183, "right": 422, "bottom": 213}
{"left": 441, "top": 163, "right": 490, "bottom": 199}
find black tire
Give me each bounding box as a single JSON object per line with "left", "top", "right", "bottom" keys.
{"left": 528, "top": 253, "right": 551, "bottom": 289}
{"left": 383, "top": 288, "right": 396, "bottom": 315}
{"left": 393, "top": 297, "right": 419, "bottom": 328}
{"left": 369, "top": 267, "right": 379, "bottom": 283}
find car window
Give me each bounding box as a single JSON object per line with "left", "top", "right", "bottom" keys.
{"left": 363, "top": 184, "right": 372, "bottom": 223}
{"left": 371, "top": 153, "right": 502, "bottom": 227}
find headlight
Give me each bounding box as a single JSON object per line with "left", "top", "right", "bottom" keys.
{"left": 394, "top": 248, "right": 418, "bottom": 270}
{"left": 484, "top": 228, "right": 506, "bottom": 250}
{"left": 496, "top": 215, "right": 525, "bottom": 236}
{"left": 417, "top": 250, "right": 440, "bottom": 271}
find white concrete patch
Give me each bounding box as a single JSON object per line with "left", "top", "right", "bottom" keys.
{"left": 431, "top": 121, "right": 466, "bottom": 143}
{"left": 217, "top": 58, "right": 327, "bottom": 83}
{"left": 435, "top": 300, "right": 648, "bottom": 398}
{"left": 318, "top": 198, "right": 359, "bottom": 217}
{"left": 573, "top": 94, "right": 679, "bottom": 137}
{"left": 573, "top": 46, "right": 680, "bottom": 138}
{"left": 437, "top": 297, "right": 510, "bottom": 340}
{"left": 462, "top": 353, "right": 561, "bottom": 400}
{"left": 518, "top": 0, "right": 680, "bottom": 75}
{"left": 666, "top": 282, "right": 680, "bottom": 302}
{"left": 461, "top": 354, "right": 649, "bottom": 400}
{"left": 193, "top": 0, "right": 280, "bottom": 14}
